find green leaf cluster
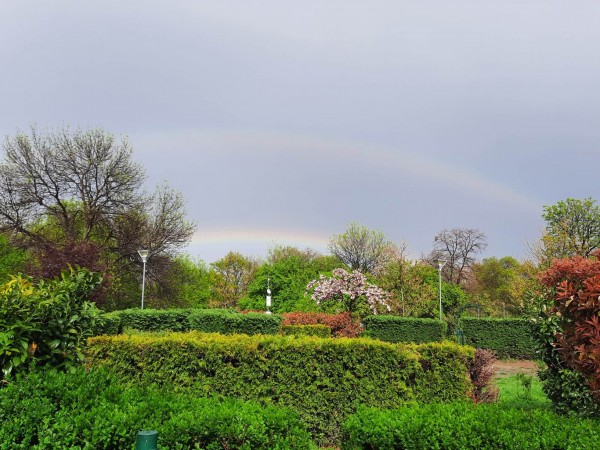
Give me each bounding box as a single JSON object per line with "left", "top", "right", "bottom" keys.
{"left": 460, "top": 317, "right": 536, "bottom": 359}
{"left": 0, "top": 367, "right": 315, "bottom": 449}
{"left": 362, "top": 316, "right": 447, "bottom": 343}
{"left": 86, "top": 332, "right": 473, "bottom": 446}
{"left": 0, "top": 267, "right": 101, "bottom": 381}
{"left": 342, "top": 402, "right": 600, "bottom": 449}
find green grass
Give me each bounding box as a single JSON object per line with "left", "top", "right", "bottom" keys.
{"left": 496, "top": 373, "right": 551, "bottom": 410}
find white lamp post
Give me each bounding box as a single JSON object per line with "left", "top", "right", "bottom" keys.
{"left": 138, "top": 249, "right": 149, "bottom": 309}
{"left": 265, "top": 277, "right": 272, "bottom": 314}
{"left": 436, "top": 259, "right": 447, "bottom": 321}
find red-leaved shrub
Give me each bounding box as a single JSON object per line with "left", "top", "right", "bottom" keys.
{"left": 281, "top": 311, "right": 363, "bottom": 338}
{"left": 468, "top": 348, "right": 498, "bottom": 403}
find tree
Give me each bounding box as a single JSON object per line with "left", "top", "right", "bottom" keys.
{"left": 306, "top": 268, "right": 391, "bottom": 316}
{"left": 328, "top": 222, "right": 393, "bottom": 274}
{"left": 542, "top": 198, "right": 600, "bottom": 259}
{"left": 428, "top": 228, "right": 487, "bottom": 285}
{"left": 0, "top": 127, "right": 195, "bottom": 307}
{"left": 240, "top": 245, "right": 342, "bottom": 313}
{"left": 210, "top": 251, "right": 259, "bottom": 308}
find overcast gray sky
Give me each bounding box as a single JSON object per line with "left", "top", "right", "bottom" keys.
{"left": 1, "top": 1, "right": 599, "bottom": 262}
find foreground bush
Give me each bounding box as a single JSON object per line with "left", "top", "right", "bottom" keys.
{"left": 460, "top": 317, "right": 536, "bottom": 359}
{"left": 362, "top": 316, "right": 447, "bottom": 343}
{"left": 0, "top": 368, "right": 316, "bottom": 450}
{"left": 87, "top": 332, "right": 473, "bottom": 446}
{"left": 0, "top": 267, "right": 101, "bottom": 381}
{"left": 342, "top": 403, "right": 600, "bottom": 449}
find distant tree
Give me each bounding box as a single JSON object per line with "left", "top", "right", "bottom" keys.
{"left": 0, "top": 232, "right": 28, "bottom": 282}
{"left": 428, "top": 228, "right": 487, "bottom": 285}
{"left": 328, "top": 222, "right": 393, "bottom": 274}
{"left": 166, "top": 254, "right": 212, "bottom": 308}
{"left": 240, "top": 245, "right": 342, "bottom": 313}
{"left": 210, "top": 251, "right": 259, "bottom": 308}
{"left": 542, "top": 198, "right": 600, "bottom": 259}
{"left": 0, "top": 127, "right": 195, "bottom": 307}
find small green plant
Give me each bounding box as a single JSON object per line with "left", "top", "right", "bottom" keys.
{"left": 515, "top": 372, "right": 533, "bottom": 400}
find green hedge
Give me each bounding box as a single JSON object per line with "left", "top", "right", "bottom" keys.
{"left": 188, "top": 310, "right": 282, "bottom": 335}
{"left": 0, "top": 368, "right": 315, "bottom": 450}
{"left": 460, "top": 317, "right": 536, "bottom": 359}
{"left": 112, "top": 308, "right": 194, "bottom": 332}
{"left": 362, "top": 316, "right": 447, "bottom": 343}
{"left": 86, "top": 332, "right": 473, "bottom": 446}
{"left": 281, "top": 324, "right": 331, "bottom": 338}
{"left": 92, "top": 311, "right": 122, "bottom": 335}
{"left": 342, "top": 403, "right": 600, "bottom": 449}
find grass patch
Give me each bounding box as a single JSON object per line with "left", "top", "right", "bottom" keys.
{"left": 496, "top": 372, "right": 551, "bottom": 410}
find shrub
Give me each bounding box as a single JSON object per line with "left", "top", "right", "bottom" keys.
{"left": 532, "top": 254, "right": 600, "bottom": 416}
{"left": 188, "top": 309, "right": 282, "bottom": 335}
{"left": 342, "top": 403, "right": 600, "bottom": 449}
{"left": 112, "top": 308, "right": 193, "bottom": 332}
{"left": 0, "top": 267, "right": 101, "bottom": 381}
{"left": 281, "top": 324, "right": 331, "bottom": 338}
{"left": 282, "top": 311, "right": 362, "bottom": 337}
{"left": 0, "top": 367, "right": 316, "bottom": 449}
{"left": 86, "top": 332, "right": 473, "bottom": 446}
{"left": 469, "top": 348, "right": 498, "bottom": 403}
{"left": 460, "top": 317, "right": 536, "bottom": 359}
{"left": 92, "top": 311, "right": 122, "bottom": 336}
{"left": 362, "top": 316, "right": 447, "bottom": 343}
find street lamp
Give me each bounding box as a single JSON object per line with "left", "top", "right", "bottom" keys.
{"left": 138, "top": 249, "right": 149, "bottom": 309}
{"left": 436, "top": 259, "right": 447, "bottom": 321}
{"left": 265, "top": 277, "right": 272, "bottom": 314}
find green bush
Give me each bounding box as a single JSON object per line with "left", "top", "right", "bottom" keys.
{"left": 86, "top": 332, "right": 473, "bottom": 446}
{"left": 362, "top": 316, "right": 447, "bottom": 343}
{"left": 460, "top": 317, "right": 536, "bottom": 359}
{"left": 92, "top": 311, "right": 122, "bottom": 336}
{"left": 113, "top": 308, "right": 194, "bottom": 332}
{"left": 188, "top": 309, "right": 282, "bottom": 335}
{"left": 0, "top": 267, "right": 101, "bottom": 381}
{"left": 281, "top": 324, "right": 331, "bottom": 338}
{"left": 342, "top": 403, "right": 600, "bottom": 449}
{"left": 0, "top": 367, "right": 315, "bottom": 449}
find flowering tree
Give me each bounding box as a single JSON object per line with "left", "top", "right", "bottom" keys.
{"left": 306, "top": 268, "right": 391, "bottom": 315}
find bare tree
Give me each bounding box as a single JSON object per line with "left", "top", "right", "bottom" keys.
{"left": 328, "top": 222, "right": 393, "bottom": 274}
{"left": 428, "top": 228, "right": 487, "bottom": 284}
{"left": 0, "top": 127, "right": 196, "bottom": 297}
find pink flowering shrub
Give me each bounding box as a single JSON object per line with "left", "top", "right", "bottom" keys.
{"left": 306, "top": 268, "right": 391, "bottom": 316}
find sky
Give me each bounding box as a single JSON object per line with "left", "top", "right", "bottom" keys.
{"left": 1, "top": 1, "right": 599, "bottom": 263}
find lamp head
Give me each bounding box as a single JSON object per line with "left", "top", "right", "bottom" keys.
{"left": 138, "top": 249, "right": 149, "bottom": 263}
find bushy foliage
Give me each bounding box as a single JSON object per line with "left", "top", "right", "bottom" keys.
{"left": 86, "top": 332, "right": 473, "bottom": 446}
{"left": 0, "top": 367, "right": 315, "bottom": 449}
{"left": 342, "top": 403, "right": 600, "bottom": 449}
{"left": 468, "top": 348, "right": 498, "bottom": 403}
{"left": 532, "top": 253, "right": 600, "bottom": 416}
{"left": 112, "top": 308, "right": 194, "bottom": 332}
{"left": 281, "top": 324, "right": 331, "bottom": 338}
{"left": 362, "top": 316, "right": 447, "bottom": 343}
{"left": 281, "top": 311, "right": 363, "bottom": 337}
{"left": 306, "top": 268, "right": 391, "bottom": 316}
{"left": 0, "top": 267, "right": 101, "bottom": 381}
{"left": 460, "top": 317, "right": 536, "bottom": 359}
{"left": 188, "top": 309, "right": 282, "bottom": 335}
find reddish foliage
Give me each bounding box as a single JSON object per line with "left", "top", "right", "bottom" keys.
{"left": 540, "top": 252, "right": 600, "bottom": 400}
{"left": 281, "top": 311, "right": 363, "bottom": 338}
{"left": 469, "top": 348, "right": 498, "bottom": 403}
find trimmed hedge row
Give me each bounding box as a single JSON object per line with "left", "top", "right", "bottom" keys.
{"left": 92, "top": 308, "right": 282, "bottom": 336}
{"left": 0, "top": 368, "right": 315, "bottom": 450}
{"left": 342, "top": 403, "right": 600, "bottom": 449}
{"left": 362, "top": 316, "right": 447, "bottom": 343}
{"left": 460, "top": 317, "right": 536, "bottom": 359}
{"left": 281, "top": 324, "right": 331, "bottom": 337}
{"left": 86, "top": 332, "right": 474, "bottom": 446}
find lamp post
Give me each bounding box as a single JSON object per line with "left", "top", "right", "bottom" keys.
{"left": 138, "top": 249, "right": 149, "bottom": 309}
{"left": 265, "top": 277, "right": 272, "bottom": 314}
{"left": 436, "top": 259, "right": 447, "bottom": 321}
